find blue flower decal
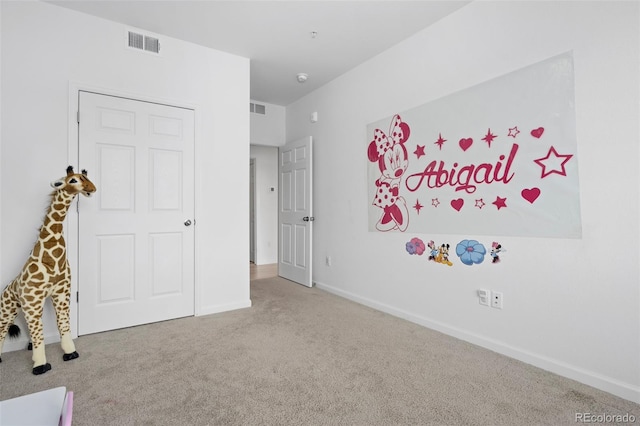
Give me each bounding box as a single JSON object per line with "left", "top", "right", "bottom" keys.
{"left": 456, "top": 239, "right": 486, "bottom": 265}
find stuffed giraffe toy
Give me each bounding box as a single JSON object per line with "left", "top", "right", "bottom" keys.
{"left": 0, "top": 166, "right": 96, "bottom": 374}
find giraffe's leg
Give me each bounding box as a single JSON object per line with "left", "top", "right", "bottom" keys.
{"left": 21, "top": 298, "right": 51, "bottom": 375}
{"left": 51, "top": 279, "right": 78, "bottom": 361}
{"left": 0, "top": 284, "right": 22, "bottom": 362}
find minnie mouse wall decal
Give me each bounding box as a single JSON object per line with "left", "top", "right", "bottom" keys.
{"left": 368, "top": 114, "right": 411, "bottom": 232}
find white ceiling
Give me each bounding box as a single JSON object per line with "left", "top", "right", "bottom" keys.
{"left": 48, "top": 1, "right": 471, "bottom": 106}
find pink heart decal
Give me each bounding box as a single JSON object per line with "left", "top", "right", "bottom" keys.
{"left": 459, "top": 138, "right": 473, "bottom": 151}
{"left": 451, "top": 198, "right": 464, "bottom": 211}
{"left": 531, "top": 127, "right": 544, "bottom": 138}
{"left": 521, "top": 187, "right": 541, "bottom": 204}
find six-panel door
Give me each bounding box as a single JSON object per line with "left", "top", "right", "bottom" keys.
{"left": 78, "top": 91, "right": 195, "bottom": 335}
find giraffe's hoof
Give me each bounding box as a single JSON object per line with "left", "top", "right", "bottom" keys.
{"left": 27, "top": 342, "right": 32, "bottom": 351}
{"left": 63, "top": 351, "right": 79, "bottom": 361}
{"left": 32, "top": 363, "right": 52, "bottom": 375}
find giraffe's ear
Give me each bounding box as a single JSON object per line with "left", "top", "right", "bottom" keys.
{"left": 51, "top": 179, "right": 65, "bottom": 189}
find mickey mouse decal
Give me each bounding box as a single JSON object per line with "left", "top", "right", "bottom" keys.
{"left": 368, "top": 114, "right": 411, "bottom": 232}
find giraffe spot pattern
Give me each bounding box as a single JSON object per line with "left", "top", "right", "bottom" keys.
{"left": 42, "top": 251, "right": 57, "bottom": 269}
{"left": 44, "top": 239, "right": 58, "bottom": 250}
{"left": 49, "top": 223, "right": 63, "bottom": 234}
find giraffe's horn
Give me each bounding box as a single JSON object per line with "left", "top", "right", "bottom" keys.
{"left": 66, "top": 165, "right": 74, "bottom": 176}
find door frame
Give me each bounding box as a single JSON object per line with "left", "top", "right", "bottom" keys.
{"left": 66, "top": 81, "right": 201, "bottom": 338}
{"left": 249, "top": 158, "right": 256, "bottom": 264}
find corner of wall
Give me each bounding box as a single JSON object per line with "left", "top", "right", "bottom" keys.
{"left": 197, "top": 299, "right": 252, "bottom": 317}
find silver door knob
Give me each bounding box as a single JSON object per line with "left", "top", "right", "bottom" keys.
{"left": 184, "top": 219, "right": 192, "bottom": 226}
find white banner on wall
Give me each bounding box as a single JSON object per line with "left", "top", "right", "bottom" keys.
{"left": 366, "top": 51, "right": 581, "bottom": 238}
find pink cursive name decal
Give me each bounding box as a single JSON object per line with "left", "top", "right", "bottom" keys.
{"left": 405, "top": 143, "right": 519, "bottom": 194}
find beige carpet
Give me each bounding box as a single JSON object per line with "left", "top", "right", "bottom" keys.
{"left": 1, "top": 276, "right": 638, "bottom": 425}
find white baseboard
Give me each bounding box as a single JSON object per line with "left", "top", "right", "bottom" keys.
{"left": 315, "top": 280, "right": 640, "bottom": 404}
{"left": 197, "top": 299, "right": 252, "bottom": 316}
{"left": 2, "top": 300, "right": 253, "bottom": 353}
{"left": 2, "top": 332, "right": 61, "bottom": 354}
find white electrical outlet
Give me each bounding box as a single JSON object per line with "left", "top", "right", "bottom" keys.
{"left": 478, "top": 289, "right": 490, "bottom": 306}
{"left": 491, "top": 291, "right": 503, "bottom": 309}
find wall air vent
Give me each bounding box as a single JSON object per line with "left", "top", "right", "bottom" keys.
{"left": 127, "top": 30, "right": 161, "bottom": 54}
{"left": 128, "top": 31, "right": 144, "bottom": 50}
{"left": 250, "top": 102, "right": 266, "bottom": 115}
{"left": 144, "top": 36, "right": 160, "bottom": 53}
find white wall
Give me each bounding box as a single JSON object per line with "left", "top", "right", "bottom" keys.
{"left": 250, "top": 145, "right": 279, "bottom": 265}
{"left": 1, "top": 1, "right": 251, "bottom": 351}
{"left": 250, "top": 100, "right": 285, "bottom": 147}
{"left": 287, "top": 1, "right": 639, "bottom": 403}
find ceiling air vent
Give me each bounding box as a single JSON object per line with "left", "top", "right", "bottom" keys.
{"left": 250, "top": 102, "right": 266, "bottom": 115}
{"left": 127, "top": 30, "right": 161, "bottom": 54}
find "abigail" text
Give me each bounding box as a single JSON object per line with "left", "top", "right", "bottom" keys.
{"left": 404, "top": 143, "right": 519, "bottom": 194}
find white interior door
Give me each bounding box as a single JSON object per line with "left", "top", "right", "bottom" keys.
{"left": 278, "top": 136, "right": 313, "bottom": 287}
{"left": 78, "top": 91, "right": 195, "bottom": 335}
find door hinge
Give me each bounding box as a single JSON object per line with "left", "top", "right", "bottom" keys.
{"left": 76, "top": 291, "right": 79, "bottom": 303}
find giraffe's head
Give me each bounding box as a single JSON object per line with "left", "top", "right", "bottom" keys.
{"left": 50, "top": 166, "right": 97, "bottom": 197}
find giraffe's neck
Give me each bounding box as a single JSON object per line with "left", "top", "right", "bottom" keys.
{"left": 38, "top": 190, "right": 75, "bottom": 240}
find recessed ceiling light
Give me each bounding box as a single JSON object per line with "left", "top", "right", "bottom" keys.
{"left": 296, "top": 73, "right": 309, "bottom": 83}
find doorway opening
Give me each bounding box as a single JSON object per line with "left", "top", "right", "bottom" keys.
{"left": 248, "top": 145, "right": 279, "bottom": 269}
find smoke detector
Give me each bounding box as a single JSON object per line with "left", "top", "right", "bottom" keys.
{"left": 296, "top": 73, "right": 309, "bottom": 83}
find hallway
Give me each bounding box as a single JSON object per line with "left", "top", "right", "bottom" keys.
{"left": 250, "top": 263, "right": 277, "bottom": 281}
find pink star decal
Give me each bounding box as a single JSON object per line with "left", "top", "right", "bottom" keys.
{"left": 413, "top": 199, "right": 423, "bottom": 214}
{"left": 492, "top": 196, "right": 507, "bottom": 210}
{"left": 434, "top": 133, "right": 447, "bottom": 150}
{"left": 481, "top": 129, "right": 497, "bottom": 147}
{"left": 413, "top": 144, "right": 425, "bottom": 159}
{"left": 534, "top": 146, "right": 573, "bottom": 178}
{"left": 475, "top": 199, "right": 485, "bottom": 209}
{"left": 432, "top": 198, "right": 440, "bottom": 208}
{"left": 508, "top": 126, "right": 520, "bottom": 138}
